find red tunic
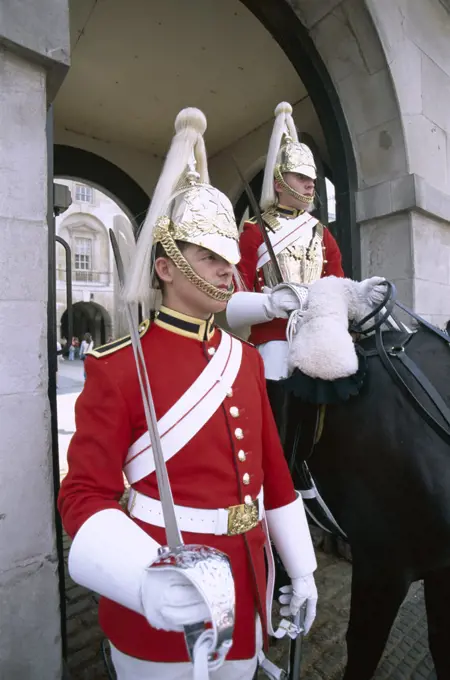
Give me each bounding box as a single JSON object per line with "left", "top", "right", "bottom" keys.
{"left": 58, "top": 313, "right": 296, "bottom": 663}
{"left": 237, "top": 218, "right": 345, "bottom": 346}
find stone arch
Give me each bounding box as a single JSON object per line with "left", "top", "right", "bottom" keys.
{"left": 54, "top": 145, "right": 150, "bottom": 232}
{"left": 60, "top": 301, "right": 112, "bottom": 348}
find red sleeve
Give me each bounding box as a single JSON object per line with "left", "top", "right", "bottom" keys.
{"left": 255, "top": 352, "right": 296, "bottom": 510}
{"left": 57, "top": 356, "right": 132, "bottom": 537}
{"left": 323, "top": 228, "right": 344, "bottom": 278}
{"left": 237, "top": 222, "right": 263, "bottom": 291}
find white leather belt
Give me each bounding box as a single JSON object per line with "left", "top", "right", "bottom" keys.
{"left": 128, "top": 488, "right": 264, "bottom": 536}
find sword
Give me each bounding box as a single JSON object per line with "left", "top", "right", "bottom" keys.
{"left": 231, "top": 156, "right": 284, "bottom": 285}
{"left": 109, "top": 229, "right": 235, "bottom": 671}
{"left": 110, "top": 229, "right": 183, "bottom": 549}
{"left": 287, "top": 604, "right": 307, "bottom": 680}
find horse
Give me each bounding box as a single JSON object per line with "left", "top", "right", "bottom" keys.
{"left": 270, "top": 283, "right": 450, "bottom": 680}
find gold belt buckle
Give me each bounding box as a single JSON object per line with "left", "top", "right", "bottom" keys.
{"left": 227, "top": 499, "right": 259, "bottom": 535}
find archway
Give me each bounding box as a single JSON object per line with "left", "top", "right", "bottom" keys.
{"left": 61, "top": 301, "right": 112, "bottom": 348}
{"left": 54, "top": 145, "right": 150, "bottom": 232}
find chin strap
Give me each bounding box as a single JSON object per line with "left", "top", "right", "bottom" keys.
{"left": 274, "top": 167, "right": 315, "bottom": 205}
{"left": 154, "top": 217, "right": 234, "bottom": 303}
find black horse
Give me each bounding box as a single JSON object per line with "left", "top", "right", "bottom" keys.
{"left": 269, "top": 302, "right": 450, "bottom": 680}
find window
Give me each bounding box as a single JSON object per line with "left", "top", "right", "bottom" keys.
{"left": 74, "top": 238, "right": 92, "bottom": 271}
{"left": 75, "top": 184, "right": 93, "bottom": 203}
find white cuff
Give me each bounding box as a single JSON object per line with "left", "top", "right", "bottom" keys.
{"left": 266, "top": 492, "right": 317, "bottom": 578}
{"left": 226, "top": 292, "right": 275, "bottom": 329}
{"left": 68, "top": 509, "right": 160, "bottom": 614}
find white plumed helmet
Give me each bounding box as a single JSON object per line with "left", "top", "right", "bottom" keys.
{"left": 260, "top": 102, "right": 317, "bottom": 211}
{"left": 124, "top": 108, "right": 240, "bottom": 305}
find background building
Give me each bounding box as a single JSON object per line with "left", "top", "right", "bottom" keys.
{"left": 55, "top": 179, "right": 132, "bottom": 346}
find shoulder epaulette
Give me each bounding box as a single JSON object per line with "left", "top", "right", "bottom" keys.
{"left": 245, "top": 210, "right": 274, "bottom": 226}
{"left": 88, "top": 319, "right": 151, "bottom": 359}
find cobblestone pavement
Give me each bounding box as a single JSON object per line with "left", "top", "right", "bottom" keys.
{"left": 58, "top": 361, "right": 436, "bottom": 680}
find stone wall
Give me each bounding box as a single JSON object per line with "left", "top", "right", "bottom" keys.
{"left": 0, "top": 1, "right": 69, "bottom": 675}
{"left": 285, "top": 0, "right": 450, "bottom": 325}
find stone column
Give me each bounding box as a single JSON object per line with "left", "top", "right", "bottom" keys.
{"left": 0, "top": 2, "right": 69, "bottom": 677}
{"left": 361, "top": 0, "right": 450, "bottom": 327}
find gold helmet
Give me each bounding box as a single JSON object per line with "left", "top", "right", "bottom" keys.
{"left": 125, "top": 108, "right": 240, "bottom": 305}
{"left": 261, "top": 102, "right": 317, "bottom": 211}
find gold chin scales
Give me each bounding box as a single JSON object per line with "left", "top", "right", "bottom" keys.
{"left": 274, "top": 167, "right": 315, "bottom": 205}
{"left": 158, "top": 230, "right": 233, "bottom": 303}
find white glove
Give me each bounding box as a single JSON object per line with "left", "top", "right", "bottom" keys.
{"left": 262, "top": 286, "right": 303, "bottom": 319}
{"left": 278, "top": 574, "right": 318, "bottom": 635}
{"left": 141, "top": 568, "right": 210, "bottom": 632}
{"left": 68, "top": 510, "right": 210, "bottom": 633}
{"left": 355, "top": 276, "right": 386, "bottom": 307}
{"left": 226, "top": 285, "right": 307, "bottom": 329}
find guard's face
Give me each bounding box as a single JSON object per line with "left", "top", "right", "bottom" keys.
{"left": 155, "top": 244, "right": 234, "bottom": 317}
{"left": 276, "top": 172, "right": 315, "bottom": 211}
{"left": 285, "top": 172, "right": 315, "bottom": 197}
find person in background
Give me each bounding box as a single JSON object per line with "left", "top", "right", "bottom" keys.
{"left": 69, "top": 336, "right": 79, "bottom": 361}
{"left": 79, "top": 333, "right": 94, "bottom": 379}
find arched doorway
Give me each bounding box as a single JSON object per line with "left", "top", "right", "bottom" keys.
{"left": 54, "top": 146, "right": 150, "bottom": 233}
{"left": 61, "top": 301, "right": 112, "bottom": 347}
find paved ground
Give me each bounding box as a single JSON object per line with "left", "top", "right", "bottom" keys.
{"left": 58, "top": 360, "right": 436, "bottom": 680}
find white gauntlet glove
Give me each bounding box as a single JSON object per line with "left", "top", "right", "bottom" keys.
{"left": 226, "top": 284, "right": 308, "bottom": 329}
{"left": 68, "top": 510, "right": 210, "bottom": 633}
{"left": 263, "top": 286, "right": 303, "bottom": 318}
{"left": 141, "top": 569, "right": 210, "bottom": 632}
{"left": 266, "top": 493, "right": 318, "bottom": 636}
{"left": 279, "top": 574, "right": 318, "bottom": 635}
{"left": 355, "top": 276, "right": 386, "bottom": 307}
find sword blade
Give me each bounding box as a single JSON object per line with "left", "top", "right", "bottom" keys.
{"left": 109, "top": 229, "right": 183, "bottom": 549}
{"left": 288, "top": 604, "right": 307, "bottom": 680}
{"left": 231, "top": 156, "right": 284, "bottom": 285}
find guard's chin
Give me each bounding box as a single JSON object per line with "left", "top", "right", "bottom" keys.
{"left": 303, "top": 200, "right": 315, "bottom": 214}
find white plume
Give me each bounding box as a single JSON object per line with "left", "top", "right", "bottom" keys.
{"left": 124, "top": 108, "right": 209, "bottom": 304}
{"left": 260, "top": 101, "right": 299, "bottom": 211}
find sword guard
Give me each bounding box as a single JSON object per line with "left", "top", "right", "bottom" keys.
{"left": 151, "top": 544, "right": 235, "bottom": 670}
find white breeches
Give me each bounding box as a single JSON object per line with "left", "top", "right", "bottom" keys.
{"left": 110, "top": 617, "right": 262, "bottom": 680}
{"left": 257, "top": 341, "right": 289, "bottom": 380}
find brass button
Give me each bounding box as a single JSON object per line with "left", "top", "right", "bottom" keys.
{"left": 234, "top": 428, "right": 244, "bottom": 440}
{"left": 207, "top": 347, "right": 216, "bottom": 356}
{"left": 226, "top": 388, "right": 233, "bottom": 398}
{"left": 230, "top": 406, "right": 239, "bottom": 418}
{"left": 238, "top": 450, "right": 246, "bottom": 462}
{"left": 244, "top": 494, "right": 253, "bottom": 505}
{"left": 243, "top": 473, "right": 250, "bottom": 485}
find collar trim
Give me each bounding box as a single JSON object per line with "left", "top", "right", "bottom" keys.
{"left": 154, "top": 306, "right": 215, "bottom": 341}
{"left": 276, "top": 205, "right": 300, "bottom": 218}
